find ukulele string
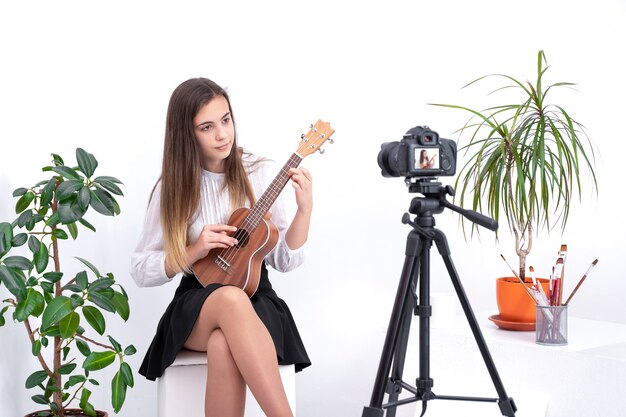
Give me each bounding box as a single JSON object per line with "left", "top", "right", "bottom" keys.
{"left": 218, "top": 152, "right": 303, "bottom": 266}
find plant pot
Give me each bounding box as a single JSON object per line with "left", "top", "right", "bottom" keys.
{"left": 24, "top": 410, "right": 108, "bottom": 417}
{"left": 496, "top": 277, "right": 549, "bottom": 323}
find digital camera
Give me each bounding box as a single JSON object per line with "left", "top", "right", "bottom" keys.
{"left": 377, "top": 126, "right": 457, "bottom": 178}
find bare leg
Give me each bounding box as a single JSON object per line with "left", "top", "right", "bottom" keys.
{"left": 203, "top": 329, "right": 246, "bottom": 417}
{"left": 184, "top": 286, "right": 294, "bottom": 417}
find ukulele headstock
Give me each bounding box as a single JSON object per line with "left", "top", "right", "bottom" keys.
{"left": 296, "top": 119, "right": 335, "bottom": 158}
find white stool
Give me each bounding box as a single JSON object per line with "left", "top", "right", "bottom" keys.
{"left": 157, "top": 350, "right": 296, "bottom": 417}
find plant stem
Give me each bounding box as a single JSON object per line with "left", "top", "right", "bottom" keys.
{"left": 75, "top": 333, "right": 114, "bottom": 351}
{"left": 51, "top": 188, "right": 65, "bottom": 417}
{"left": 24, "top": 318, "right": 53, "bottom": 375}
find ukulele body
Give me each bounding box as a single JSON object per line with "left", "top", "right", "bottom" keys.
{"left": 193, "top": 207, "right": 279, "bottom": 297}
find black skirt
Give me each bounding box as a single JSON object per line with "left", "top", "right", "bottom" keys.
{"left": 139, "top": 262, "right": 311, "bottom": 381}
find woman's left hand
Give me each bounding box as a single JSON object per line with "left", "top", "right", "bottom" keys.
{"left": 288, "top": 167, "right": 313, "bottom": 213}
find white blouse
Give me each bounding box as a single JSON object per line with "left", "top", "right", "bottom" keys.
{"left": 130, "top": 154, "right": 306, "bottom": 287}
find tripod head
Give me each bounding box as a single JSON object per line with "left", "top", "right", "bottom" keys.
{"left": 404, "top": 178, "right": 498, "bottom": 232}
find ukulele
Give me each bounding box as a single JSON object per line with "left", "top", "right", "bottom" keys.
{"left": 193, "top": 120, "right": 335, "bottom": 297}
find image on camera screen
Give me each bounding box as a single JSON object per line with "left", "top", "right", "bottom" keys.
{"left": 415, "top": 148, "right": 439, "bottom": 170}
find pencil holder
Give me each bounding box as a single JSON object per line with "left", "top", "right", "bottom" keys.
{"left": 535, "top": 305, "right": 568, "bottom": 346}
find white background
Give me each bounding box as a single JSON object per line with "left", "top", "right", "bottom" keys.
{"left": 1, "top": 1, "right": 625, "bottom": 416}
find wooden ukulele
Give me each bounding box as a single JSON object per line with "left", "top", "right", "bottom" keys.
{"left": 193, "top": 120, "right": 335, "bottom": 297}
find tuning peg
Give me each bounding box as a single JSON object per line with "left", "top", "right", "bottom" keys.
{"left": 318, "top": 148, "right": 326, "bottom": 154}
{"left": 300, "top": 133, "right": 308, "bottom": 142}
{"left": 328, "top": 138, "right": 335, "bottom": 144}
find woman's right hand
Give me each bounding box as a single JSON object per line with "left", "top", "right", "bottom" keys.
{"left": 189, "top": 224, "right": 238, "bottom": 263}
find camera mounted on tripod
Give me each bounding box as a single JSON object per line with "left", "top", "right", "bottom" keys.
{"left": 377, "top": 126, "right": 457, "bottom": 181}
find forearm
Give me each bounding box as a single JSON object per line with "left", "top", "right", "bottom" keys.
{"left": 285, "top": 207, "right": 312, "bottom": 250}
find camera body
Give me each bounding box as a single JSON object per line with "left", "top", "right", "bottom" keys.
{"left": 378, "top": 126, "right": 457, "bottom": 178}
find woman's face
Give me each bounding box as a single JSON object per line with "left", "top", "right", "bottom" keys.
{"left": 193, "top": 95, "right": 235, "bottom": 172}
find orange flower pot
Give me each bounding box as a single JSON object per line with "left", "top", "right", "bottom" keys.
{"left": 496, "top": 277, "right": 550, "bottom": 323}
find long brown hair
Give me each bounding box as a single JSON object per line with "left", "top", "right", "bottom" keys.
{"left": 158, "top": 78, "right": 256, "bottom": 274}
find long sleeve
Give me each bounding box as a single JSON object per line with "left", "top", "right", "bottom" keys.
{"left": 254, "top": 160, "right": 307, "bottom": 273}
{"left": 130, "top": 183, "right": 180, "bottom": 287}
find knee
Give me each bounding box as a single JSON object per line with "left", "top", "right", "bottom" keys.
{"left": 213, "top": 285, "right": 252, "bottom": 312}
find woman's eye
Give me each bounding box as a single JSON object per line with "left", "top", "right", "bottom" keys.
{"left": 222, "top": 117, "right": 231, "bottom": 124}
{"left": 201, "top": 125, "right": 212, "bottom": 132}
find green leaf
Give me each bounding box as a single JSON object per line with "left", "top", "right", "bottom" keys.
{"left": 42, "top": 295, "right": 73, "bottom": 329}
{"left": 79, "top": 387, "right": 97, "bottom": 417}
{"left": 71, "top": 293, "right": 85, "bottom": 307}
{"left": 43, "top": 271, "right": 63, "bottom": 283}
{"left": 76, "top": 339, "right": 91, "bottom": 356}
{"left": 11, "top": 233, "right": 28, "bottom": 247}
{"left": 33, "top": 241, "right": 49, "bottom": 273}
{"left": 32, "top": 339, "right": 42, "bottom": 356}
{"left": 76, "top": 148, "right": 98, "bottom": 178}
{"left": 28, "top": 235, "right": 41, "bottom": 253}
{"left": 16, "top": 191, "right": 35, "bottom": 213}
{"left": 88, "top": 291, "right": 116, "bottom": 312}
{"left": 58, "top": 363, "right": 78, "bottom": 375}
{"left": 75, "top": 257, "right": 101, "bottom": 277}
{"left": 111, "top": 369, "right": 127, "bottom": 413}
{"left": 83, "top": 351, "right": 117, "bottom": 371}
{"left": 13, "top": 187, "right": 29, "bottom": 197}
{"left": 52, "top": 166, "right": 82, "bottom": 181}
{"left": 0, "top": 265, "right": 27, "bottom": 298}
{"left": 59, "top": 311, "right": 80, "bottom": 338}
{"left": 76, "top": 271, "right": 88, "bottom": 290}
{"left": 66, "top": 375, "right": 87, "bottom": 388}
{"left": 40, "top": 178, "right": 57, "bottom": 207}
{"left": 94, "top": 175, "right": 123, "bottom": 184}
{"left": 51, "top": 229, "right": 68, "bottom": 240}
{"left": 31, "top": 394, "right": 50, "bottom": 405}
{"left": 17, "top": 210, "right": 33, "bottom": 228}
{"left": 15, "top": 288, "right": 45, "bottom": 321}
{"left": 123, "top": 345, "right": 136, "bottom": 356}
{"left": 88, "top": 277, "right": 114, "bottom": 292}
{"left": 67, "top": 222, "right": 79, "bottom": 239}
{"left": 108, "top": 336, "right": 122, "bottom": 353}
{"left": 78, "top": 217, "right": 96, "bottom": 232}
{"left": 3, "top": 256, "right": 33, "bottom": 270}
{"left": 45, "top": 212, "right": 61, "bottom": 227}
{"left": 82, "top": 306, "right": 105, "bottom": 335}
{"left": 57, "top": 195, "right": 87, "bottom": 224}
{"left": 56, "top": 180, "right": 83, "bottom": 201}
{"left": 78, "top": 186, "right": 91, "bottom": 211}
{"left": 0, "top": 222, "right": 14, "bottom": 256}
{"left": 94, "top": 178, "right": 124, "bottom": 196}
{"left": 25, "top": 370, "right": 49, "bottom": 389}
{"left": 89, "top": 188, "right": 116, "bottom": 216}
{"left": 40, "top": 281, "right": 53, "bottom": 294}
{"left": 120, "top": 362, "right": 134, "bottom": 387}
{"left": 112, "top": 292, "right": 130, "bottom": 321}
{"left": 51, "top": 153, "right": 65, "bottom": 166}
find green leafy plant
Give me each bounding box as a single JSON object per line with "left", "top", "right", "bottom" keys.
{"left": 431, "top": 50, "right": 598, "bottom": 278}
{"left": 0, "top": 149, "right": 134, "bottom": 417}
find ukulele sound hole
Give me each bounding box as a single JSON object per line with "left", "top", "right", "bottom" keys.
{"left": 233, "top": 229, "right": 250, "bottom": 248}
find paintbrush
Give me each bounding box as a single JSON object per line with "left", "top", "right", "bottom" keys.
{"left": 529, "top": 266, "right": 550, "bottom": 306}
{"left": 499, "top": 254, "right": 537, "bottom": 304}
{"left": 557, "top": 244, "right": 567, "bottom": 305}
{"left": 563, "top": 259, "right": 599, "bottom": 306}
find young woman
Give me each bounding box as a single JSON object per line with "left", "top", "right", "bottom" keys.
{"left": 130, "top": 78, "right": 312, "bottom": 417}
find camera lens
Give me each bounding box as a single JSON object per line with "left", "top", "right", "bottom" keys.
{"left": 378, "top": 142, "right": 402, "bottom": 177}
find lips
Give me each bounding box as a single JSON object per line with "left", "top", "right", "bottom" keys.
{"left": 216, "top": 142, "right": 230, "bottom": 151}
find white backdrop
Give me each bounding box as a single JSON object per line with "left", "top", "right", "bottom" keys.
{"left": 1, "top": 1, "right": 625, "bottom": 416}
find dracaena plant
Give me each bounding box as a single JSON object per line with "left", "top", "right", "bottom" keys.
{"left": 0, "top": 149, "right": 134, "bottom": 417}
{"left": 431, "top": 50, "right": 598, "bottom": 279}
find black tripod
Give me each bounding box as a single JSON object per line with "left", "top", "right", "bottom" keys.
{"left": 362, "top": 180, "right": 517, "bottom": 417}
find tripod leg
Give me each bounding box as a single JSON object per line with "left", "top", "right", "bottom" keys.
{"left": 385, "top": 276, "right": 420, "bottom": 417}
{"left": 431, "top": 229, "right": 517, "bottom": 417}
{"left": 362, "top": 231, "right": 423, "bottom": 417}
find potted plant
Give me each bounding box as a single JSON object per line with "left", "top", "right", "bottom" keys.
{"left": 0, "top": 148, "right": 135, "bottom": 416}
{"left": 431, "top": 50, "right": 598, "bottom": 324}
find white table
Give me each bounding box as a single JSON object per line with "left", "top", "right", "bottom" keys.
{"left": 389, "top": 312, "right": 626, "bottom": 417}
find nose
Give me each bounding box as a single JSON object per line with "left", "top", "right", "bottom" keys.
{"left": 214, "top": 124, "right": 227, "bottom": 142}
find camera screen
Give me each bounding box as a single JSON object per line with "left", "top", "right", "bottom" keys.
{"left": 414, "top": 148, "right": 439, "bottom": 170}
